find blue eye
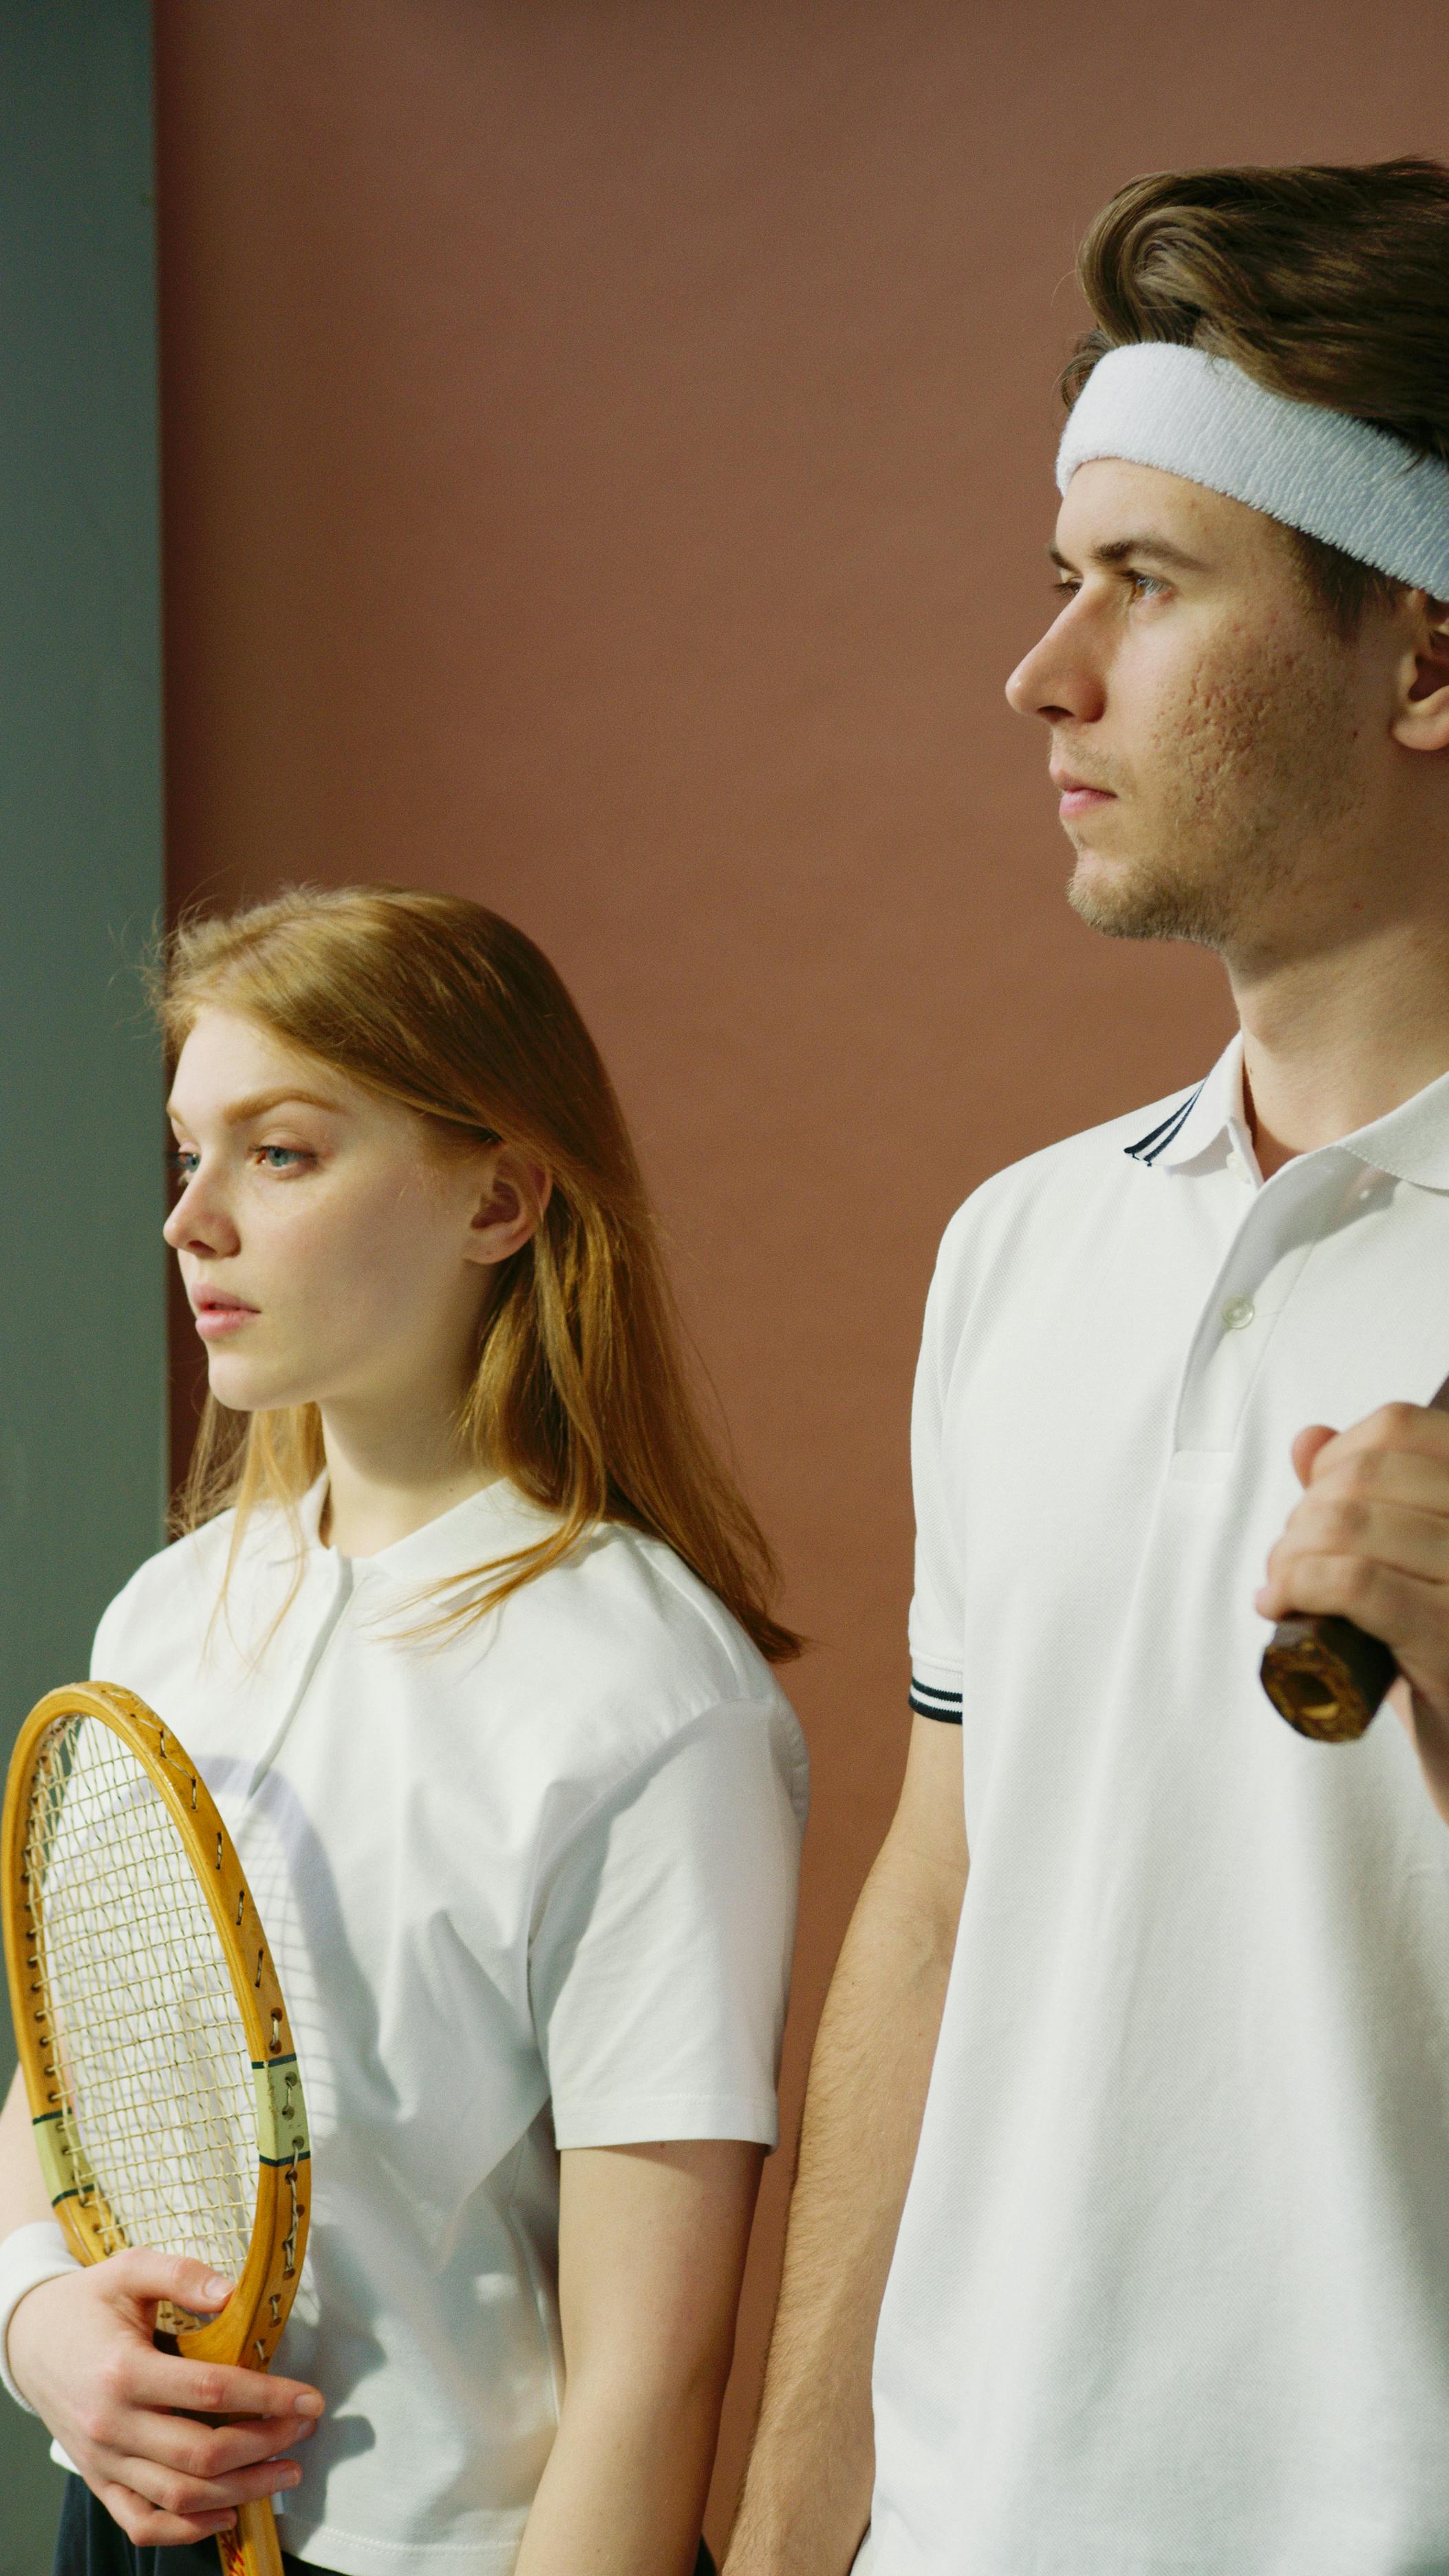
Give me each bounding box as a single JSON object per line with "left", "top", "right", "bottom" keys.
{"left": 250, "top": 1148, "right": 314, "bottom": 1179}
{"left": 169, "top": 1148, "right": 199, "bottom": 1184}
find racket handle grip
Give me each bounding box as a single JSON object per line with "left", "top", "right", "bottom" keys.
{"left": 1259, "top": 1612, "right": 1398, "bottom": 1743}
{"left": 217, "top": 2499, "right": 286, "bottom": 2576}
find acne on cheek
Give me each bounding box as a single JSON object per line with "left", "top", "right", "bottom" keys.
{"left": 1148, "top": 667, "right": 1265, "bottom": 803}
{"left": 1147, "top": 631, "right": 1362, "bottom": 870}
{"left": 1158, "top": 632, "right": 1309, "bottom": 767}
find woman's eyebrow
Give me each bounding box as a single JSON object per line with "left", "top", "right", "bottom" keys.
{"left": 163, "top": 1085, "right": 347, "bottom": 1125}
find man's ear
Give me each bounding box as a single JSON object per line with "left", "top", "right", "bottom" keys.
{"left": 1391, "top": 592, "right": 1449, "bottom": 751}
{"left": 463, "top": 1146, "right": 554, "bottom": 1267}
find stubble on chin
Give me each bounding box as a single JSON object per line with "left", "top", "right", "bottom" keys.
{"left": 1064, "top": 839, "right": 1243, "bottom": 947}
{"left": 1061, "top": 777, "right": 1259, "bottom": 945}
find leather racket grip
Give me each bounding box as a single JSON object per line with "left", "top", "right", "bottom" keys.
{"left": 1259, "top": 1368, "right": 1449, "bottom": 1742}
{"left": 1260, "top": 1613, "right": 1397, "bottom": 1742}
{"left": 217, "top": 2498, "right": 286, "bottom": 2576}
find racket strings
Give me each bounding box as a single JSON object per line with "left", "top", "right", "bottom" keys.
{"left": 24, "top": 1717, "right": 256, "bottom": 2277}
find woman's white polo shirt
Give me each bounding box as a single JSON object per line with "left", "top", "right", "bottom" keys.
{"left": 81, "top": 1480, "right": 807, "bottom": 2576}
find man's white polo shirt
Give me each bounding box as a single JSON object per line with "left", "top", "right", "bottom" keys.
{"left": 78, "top": 1480, "right": 807, "bottom": 2576}
{"left": 868, "top": 1039, "right": 1449, "bottom": 2576}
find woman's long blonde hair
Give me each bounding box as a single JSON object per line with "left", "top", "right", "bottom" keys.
{"left": 160, "top": 885, "right": 800, "bottom": 1664}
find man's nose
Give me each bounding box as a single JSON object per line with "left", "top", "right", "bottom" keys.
{"left": 1005, "top": 614, "right": 1105, "bottom": 725}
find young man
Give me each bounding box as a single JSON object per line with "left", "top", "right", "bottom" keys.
{"left": 726, "top": 159, "right": 1449, "bottom": 2575}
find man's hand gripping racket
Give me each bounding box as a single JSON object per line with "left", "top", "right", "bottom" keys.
{"left": 3, "top": 1684, "right": 315, "bottom": 2576}
{"left": 1260, "top": 1373, "right": 1449, "bottom": 1741}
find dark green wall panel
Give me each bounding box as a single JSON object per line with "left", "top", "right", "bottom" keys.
{"left": 0, "top": 3, "right": 165, "bottom": 2563}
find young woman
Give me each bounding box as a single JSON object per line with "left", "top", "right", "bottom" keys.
{"left": 0, "top": 886, "right": 806, "bottom": 2576}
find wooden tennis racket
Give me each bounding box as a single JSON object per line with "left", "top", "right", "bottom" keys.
{"left": 1259, "top": 1371, "right": 1449, "bottom": 1742}
{"left": 2, "top": 1683, "right": 311, "bottom": 2576}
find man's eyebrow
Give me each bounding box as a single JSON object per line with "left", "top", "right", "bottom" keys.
{"left": 1048, "top": 534, "right": 1209, "bottom": 575}
{"left": 164, "top": 1085, "right": 346, "bottom": 1126}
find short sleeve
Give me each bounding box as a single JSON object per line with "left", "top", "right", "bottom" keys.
{"left": 89, "top": 1589, "right": 127, "bottom": 1680}
{"left": 908, "top": 1228, "right": 965, "bottom": 1724}
{"left": 530, "top": 1703, "right": 805, "bottom": 2151}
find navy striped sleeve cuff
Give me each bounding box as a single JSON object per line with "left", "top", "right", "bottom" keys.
{"left": 909, "top": 1673, "right": 963, "bottom": 1724}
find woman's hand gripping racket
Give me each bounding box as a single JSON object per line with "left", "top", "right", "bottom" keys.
{"left": 1260, "top": 1373, "right": 1449, "bottom": 1742}
{"left": 2, "top": 1683, "right": 312, "bottom": 2576}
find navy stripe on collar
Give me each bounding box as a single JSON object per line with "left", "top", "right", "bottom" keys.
{"left": 1125, "top": 1085, "right": 1203, "bottom": 1166}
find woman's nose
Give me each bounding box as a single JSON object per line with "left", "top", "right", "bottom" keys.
{"left": 163, "top": 1170, "right": 239, "bottom": 1256}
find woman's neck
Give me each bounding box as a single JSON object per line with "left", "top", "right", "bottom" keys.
{"left": 316, "top": 1405, "right": 492, "bottom": 1557}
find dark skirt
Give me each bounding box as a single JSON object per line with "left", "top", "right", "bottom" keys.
{"left": 54, "top": 2475, "right": 716, "bottom": 2575}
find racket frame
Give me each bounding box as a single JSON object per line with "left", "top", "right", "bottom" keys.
{"left": 2, "top": 1682, "right": 310, "bottom": 2371}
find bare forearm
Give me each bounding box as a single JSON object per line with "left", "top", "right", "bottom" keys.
{"left": 514, "top": 2365, "right": 725, "bottom": 2576}
{"left": 727, "top": 1833, "right": 963, "bottom": 2575}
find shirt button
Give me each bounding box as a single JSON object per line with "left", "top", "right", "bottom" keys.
{"left": 1221, "top": 1295, "right": 1256, "bottom": 1331}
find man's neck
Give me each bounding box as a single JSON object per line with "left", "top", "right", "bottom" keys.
{"left": 1232, "top": 912, "right": 1449, "bottom": 1178}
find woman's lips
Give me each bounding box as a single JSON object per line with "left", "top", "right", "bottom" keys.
{"left": 194, "top": 1301, "right": 259, "bottom": 1340}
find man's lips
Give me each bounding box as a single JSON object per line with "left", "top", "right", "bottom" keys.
{"left": 1051, "top": 769, "right": 1117, "bottom": 820}
{"left": 192, "top": 1292, "right": 259, "bottom": 1341}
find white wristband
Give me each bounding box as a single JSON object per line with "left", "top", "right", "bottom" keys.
{"left": 0, "top": 2220, "right": 82, "bottom": 2411}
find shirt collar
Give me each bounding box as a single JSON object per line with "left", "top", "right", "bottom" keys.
{"left": 325, "top": 1475, "right": 556, "bottom": 1589}
{"left": 263, "top": 1474, "right": 557, "bottom": 1584}
{"left": 1124, "top": 1037, "right": 1249, "bottom": 1174}
{"left": 1345, "top": 1062, "right": 1449, "bottom": 1190}
{"left": 1124, "top": 1034, "right": 1449, "bottom": 1191}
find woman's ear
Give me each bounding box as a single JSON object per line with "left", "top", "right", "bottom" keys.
{"left": 462, "top": 1146, "right": 554, "bottom": 1267}
{"left": 1391, "top": 593, "right": 1449, "bottom": 751}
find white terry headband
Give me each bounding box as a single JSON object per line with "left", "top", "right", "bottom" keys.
{"left": 1055, "top": 342, "right": 1449, "bottom": 597}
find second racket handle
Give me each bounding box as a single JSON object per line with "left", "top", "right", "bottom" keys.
{"left": 218, "top": 2497, "right": 286, "bottom": 2576}
{"left": 1259, "top": 1611, "right": 1398, "bottom": 1743}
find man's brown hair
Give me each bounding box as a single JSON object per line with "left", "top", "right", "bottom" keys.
{"left": 1064, "top": 158, "right": 1449, "bottom": 631}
